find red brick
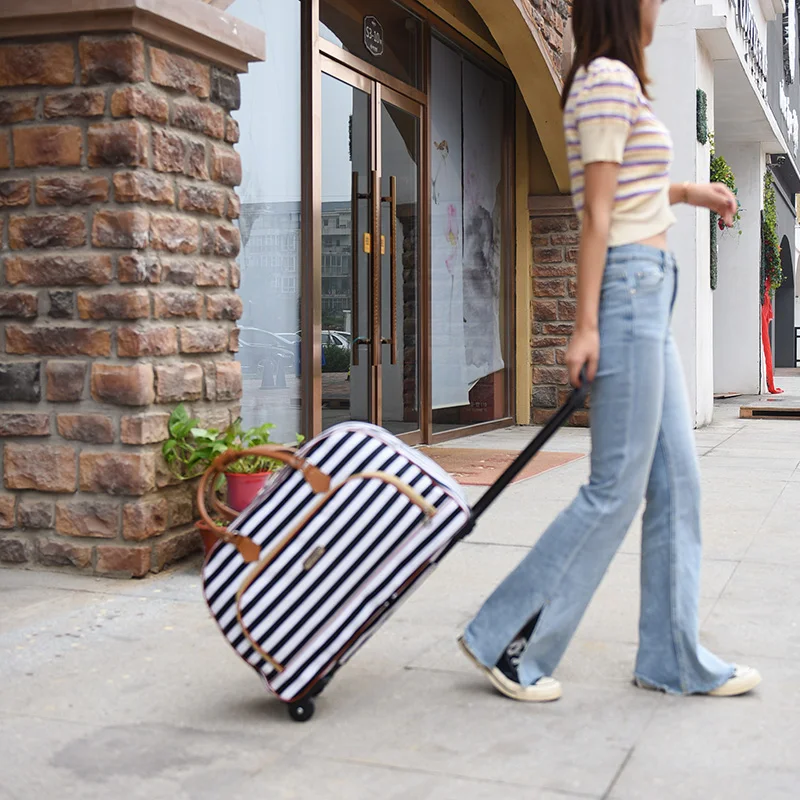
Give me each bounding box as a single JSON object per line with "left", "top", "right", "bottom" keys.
{"left": 153, "top": 530, "right": 201, "bottom": 572}
{"left": 531, "top": 217, "right": 569, "bottom": 235}
{"left": 46, "top": 361, "right": 87, "bottom": 402}
{"left": 225, "top": 116, "right": 240, "bottom": 144}
{"left": 153, "top": 290, "right": 203, "bottom": 319}
{"left": 0, "top": 495, "right": 16, "bottom": 528}
{"left": 6, "top": 254, "right": 112, "bottom": 286}
{"left": 209, "top": 360, "right": 242, "bottom": 401}
{"left": 533, "top": 300, "right": 558, "bottom": 321}
{"left": 150, "top": 47, "right": 210, "bottom": 98}
{"left": 123, "top": 498, "right": 168, "bottom": 541}
{"left": 196, "top": 261, "right": 228, "bottom": 287}
{"left": 172, "top": 97, "right": 224, "bottom": 138}
{"left": 180, "top": 325, "right": 228, "bottom": 354}
{"left": 566, "top": 247, "right": 580, "bottom": 263}
{"left": 533, "top": 366, "right": 569, "bottom": 385}
{"left": 534, "top": 246, "right": 564, "bottom": 265}
{"left": 543, "top": 322, "right": 575, "bottom": 335}
{"left": 533, "top": 335, "right": 567, "bottom": 348}
{"left": 230, "top": 262, "right": 240, "bottom": 289}
{"left": 111, "top": 85, "right": 169, "bottom": 123}
{"left": 96, "top": 545, "right": 151, "bottom": 577}
{"left": 557, "top": 300, "right": 577, "bottom": 321}
{"left": 4, "top": 444, "right": 76, "bottom": 492}
{"left": 56, "top": 500, "right": 119, "bottom": 538}
{"left": 91, "top": 363, "right": 154, "bottom": 406}
{"left": 37, "top": 539, "right": 91, "bottom": 569}
{"left": 150, "top": 215, "right": 199, "bottom": 254}
{"left": 163, "top": 486, "right": 195, "bottom": 528}
{"left": 0, "top": 94, "right": 37, "bottom": 124}
{"left": 568, "top": 278, "right": 578, "bottom": 297}
{"left": 210, "top": 144, "right": 242, "bottom": 186}
{"left": 0, "top": 291, "right": 37, "bottom": 318}
{"left": 120, "top": 412, "right": 170, "bottom": 445}
{"left": 0, "top": 413, "right": 49, "bottom": 437}
{"left": 36, "top": 175, "right": 110, "bottom": 206}
{"left": 532, "top": 348, "right": 555, "bottom": 365}
{"left": 206, "top": 293, "right": 242, "bottom": 321}
{"left": 57, "top": 413, "right": 115, "bottom": 443}
{"left": 80, "top": 451, "right": 156, "bottom": 496}
{"left": 0, "top": 178, "right": 30, "bottom": 208}
{"left": 155, "top": 363, "right": 203, "bottom": 403}
{"left": 13, "top": 125, "right": 82, "bottom": 168}
{"left": 532, "top": 263, "right": 575, "bottom": 278}
{"left": 92, "top": 209, "right": 149, "bottom": 249}
{"left": 185, "top": 140, "right": 208, "bottom": 180}
{"left": 44, "top": 90, "right": 105, "bottom": 119}
{"left": 555, "top": 348, "right": 567, "bottom": 366}
{"left": 199, "top": 222, "right": 215, "bottom": 254}
{"left": 77, "top": 289, "right": 150, "bottom": 320}
{"left": 0, "top": 536, "right": 27, "bottom": 563}
{"left": 117, "top": 325, "right": 178, "bottom": 357}
{"left": 0, "top": 43, "right": 74, "bottom": 87}
{"left": 9, "top": 213, "right": 86, "bottom": 250}
{"left": 551, "top": 232, "right": 580, "bottom": 246}
{"left": 152, "top": 128, "right": 186, "bottom": 173}
{"left": 226, "top": 192, "right": 240, "bottom": 220}
{"left": 6, "top": 325, "right": 111, "bottom": 357}
{"left": 215, "top": 224, "right": 240, "bottom": 257}
{"left": 48, "top": 290, "right": 74, "bottom": 318}
{"left": 118, "top": 254, "right": 162, "bottom": 285}
{"left": 161, "top": 260, "right": 195, "bottom": 286}
{"left": 177, "top": 184, "right": 226, "bottom": 216}
{"left": 533, "top": 278, "right": 567, "bottom": 298}
{"left": 88, "top": 120, "right": 148, "bottom": 168}
{"left": 0, "top": 132, "right": 9, "bottom": 169}
{"left": 17, "top": 499, "right": 55, "bottom": 530}
{"left": 228, "top": 328, "right": 240, "bottom": 352}
{"left": 532, "top": 386, "right": 558, "bottom": 409}
{"left": 80, "top": 35, "right": 145, "bottom": 84}
{"left": 114, "top": 171, "right": 175, "bottom": 206}
{"left": 210, "top": 67, "right": 240, "bottom": 111}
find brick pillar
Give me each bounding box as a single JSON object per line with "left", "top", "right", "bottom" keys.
{"left": 0, "top": 1, "right": 263, "bottom": 575}
{"left": 530, "top": 195, "right": 588, "bottom": 427}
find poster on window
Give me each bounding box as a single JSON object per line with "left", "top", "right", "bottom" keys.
{"left": 462, "top": 60, "right": 505, "bottom": 388}
{"left": 430, "top": 39, "right": 469, "bottom": 409}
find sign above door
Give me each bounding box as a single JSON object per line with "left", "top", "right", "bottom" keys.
{"left": 364, "top": 15, "right": 384, "bottom": 57}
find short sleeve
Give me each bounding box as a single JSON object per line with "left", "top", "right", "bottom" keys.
{"left": 575, "top": 63, "right": 640, "bottom": 165}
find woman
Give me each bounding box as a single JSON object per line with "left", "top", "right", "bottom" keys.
{"left": 458, "top": 0, "right": 761, "bottom": 701}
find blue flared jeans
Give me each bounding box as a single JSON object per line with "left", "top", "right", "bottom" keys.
{"left": 463, "top": 244, "right": 734, "bottom": 694}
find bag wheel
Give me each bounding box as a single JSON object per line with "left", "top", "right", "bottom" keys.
{"left": 288, "top": 699, "right": 315, "bottom": 722}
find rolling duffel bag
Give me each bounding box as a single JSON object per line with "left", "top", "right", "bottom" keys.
{"left": 199, "top": 380, "right": 588, "bottom": 723}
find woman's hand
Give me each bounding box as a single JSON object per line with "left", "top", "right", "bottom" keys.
{"left": 686, "top": 182, "right": 738, "bottom": 227}
{"left": 565, "top": 325, "right": 600, "bottom": 388}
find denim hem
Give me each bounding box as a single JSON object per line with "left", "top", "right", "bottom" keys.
{"left": 633, "top": 664, "right": 737, "bottom": 696}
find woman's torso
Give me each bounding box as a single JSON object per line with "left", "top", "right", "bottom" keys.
{"left": 563, "top": 57, "right": 675, "bottom": 249}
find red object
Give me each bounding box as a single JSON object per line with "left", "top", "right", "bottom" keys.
{"left": 761, "top": 278, "right": 784, "bottom": 395}
{"left": 225, "top": 472, "right": 271, "bottom": 512}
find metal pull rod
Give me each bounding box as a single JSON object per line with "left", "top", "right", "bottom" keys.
{"left": 381, "top": 176, "right": 398, "bottom": 365}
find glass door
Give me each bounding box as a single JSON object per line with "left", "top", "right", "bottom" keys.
{"left": 320, "top": 59, "right": 421, "bottom": 438}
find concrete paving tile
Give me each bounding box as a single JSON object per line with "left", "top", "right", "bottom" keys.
{"left": 295, "top": 667, "right": 656, "bottom": 798}
{"left": 744, "top": 483, "right": 800, "bottom": 566}
{"left": 608, "top": 657, "right": 800, "bottom": 800}
{"left": 701, "top": 562, "right": 800, "bottom": 661}
{"left": 0, "top": 712, "right": 279, "bottom": 800}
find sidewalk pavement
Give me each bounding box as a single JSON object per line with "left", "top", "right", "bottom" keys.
{"left": 2, "top": 401, "right": 800, "bottom": 799}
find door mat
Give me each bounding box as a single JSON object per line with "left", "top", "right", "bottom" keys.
{"left": 419, "top": 448, "right": 585, "bottom": 486}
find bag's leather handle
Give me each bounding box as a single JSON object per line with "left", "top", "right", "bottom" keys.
{"left": 196, "top": 445, "right": 331, "bottom": 563}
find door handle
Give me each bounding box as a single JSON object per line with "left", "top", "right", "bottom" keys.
{"left": 351, "top": 172, "right": 370, "bottom": 367}
{"left": 381, "top": 175, "right": 398, "bottom": 366}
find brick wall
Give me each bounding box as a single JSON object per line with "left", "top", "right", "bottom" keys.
{"left": 523, "top": 0, "right": 572, "bottom": 74}
{"left": 530, "top": 198, "right": 587, "bottom": 426}
{"left": 0, "top": 34, "right": 243, "bottom": 575}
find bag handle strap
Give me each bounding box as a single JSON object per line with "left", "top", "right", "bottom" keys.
{"left": 196, "top": 445, "right": 331, "bottom": 563}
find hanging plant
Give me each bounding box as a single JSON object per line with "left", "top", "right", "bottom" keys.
{"left": 696, "top": 89, "right": 708, "bottom": 145}
{"left": 761, "top": 170, "right": 783, "bottom": 301}
{"left": 708, "top": 134, "right": 743, "bottom": 290}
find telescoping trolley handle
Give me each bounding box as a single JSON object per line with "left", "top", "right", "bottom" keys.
{"left": 466, "top": 370, "right": 591, "bottom": 531}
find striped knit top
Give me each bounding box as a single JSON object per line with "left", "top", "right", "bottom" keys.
{"left": 563, "top": 57, "right": 676, "bottom": 247}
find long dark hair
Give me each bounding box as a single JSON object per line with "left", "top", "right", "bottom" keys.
{"left": 561, "top": 0, "right": 650, "bottom": 109}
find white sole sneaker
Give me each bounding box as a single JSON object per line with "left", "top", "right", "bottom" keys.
{"left": 634, "top": 665, "right": 761, "bottom": 697}
{"left": 457, "top": 637, "right": 562, "bottom": 703}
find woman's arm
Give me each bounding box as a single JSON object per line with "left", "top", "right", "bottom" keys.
{"left": 565, "top": 161, "right": 620, "bottom": 388}
{"left": 669, "top": 181, "right": 737, "bottom": 226}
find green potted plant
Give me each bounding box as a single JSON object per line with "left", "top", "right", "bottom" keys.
{"left": 163, "top": 405, "right": 299, "bottom": 513}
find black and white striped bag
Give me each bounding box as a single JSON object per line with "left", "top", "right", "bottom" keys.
{"left": 200, "top": 422, "right": 471, "bottom": 704}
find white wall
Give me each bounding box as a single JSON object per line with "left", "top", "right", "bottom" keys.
{"left": 713, "top": 142, "right": 764, "bottom": 394}
{"left": 650, "top": 7, "right": 713, "bottom": 425}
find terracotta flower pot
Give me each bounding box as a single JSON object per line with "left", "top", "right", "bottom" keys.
{"left": 225, "top": 471, "right": 271, "bottom": 513}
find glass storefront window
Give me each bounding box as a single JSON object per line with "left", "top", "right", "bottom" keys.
{"left": 320, "top": 0, "right": 422, "bottom": 89}
{"left": 227, "top": 0, "right": 303, "bottom": 444}
{"left": 430, "top": 37, "right": 509, "bottom": 431}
